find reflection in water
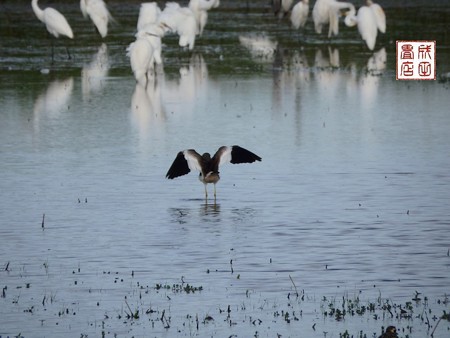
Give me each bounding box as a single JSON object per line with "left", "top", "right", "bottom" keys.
{"left": 169, "top": 202, "right": 221, "bottom": 225}
{"left": 314, "top": 47, "right": 340, "bottom": 68}
{"left": 367, "top": 47, "right": 387, "bottom": 75}
{"left": 359, "top": 47, "right": 387, "bottom": 109}
{"left": 163, "top": 54, "right": 211, "bottom": 121}
{"left": 269, "top": 45, "right": 388, "bottom": 122}
{"left": 201, "top": 202, "right": 221, "bottom": 219}
{"left": 239, "top": 33, "right": 278, "bottom": 63}
{"left": 81, "top": 43, "right": 109, "bottom": 99}
{"left": 33, "top": 77, "right": 74, "bottom": 124}
{"left": 169, "top": 207, "right": 192, "bottom": 224}
{"left": 130, "top": 73, "right": 166, "bottom": 145}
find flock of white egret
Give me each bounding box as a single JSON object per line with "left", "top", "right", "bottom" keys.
{"left": 31, "top": 0, "right": 386, "bottom": 86}
{"left": 127, "top": 0, "right": 220, "bottom": 87}
{"left": 288, "top": 0, "right": 386, "bottom": 50}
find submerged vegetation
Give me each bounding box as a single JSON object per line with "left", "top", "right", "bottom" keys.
{"left": 1, "top": 260, "right": 449, "bottom": 337}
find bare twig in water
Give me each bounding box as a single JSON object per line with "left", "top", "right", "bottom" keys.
{"left": 431, "top": 312, "right": 450, "bottom": 337}
{"left": 289, "top": 275, "right": 299, "bottom": 298}
{"left": 161, "top": 309, "right": 170, "bottom": 328}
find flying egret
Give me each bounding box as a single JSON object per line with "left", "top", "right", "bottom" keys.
{"left": 127, "top": 24, "right": 165, "bottom": 87}
{"left": 31, "top": 0, "right": 74, "bottom": 61}
{"left": 344, "top": 4, "right": 378, "bottom": 50}
{"left": 290, "top": 0, "right": 309, "bottom": 29}
{"left": 80, "top": 0, "right": 113, "bottom": 38}
{"left": 159, "top": 2, "right": 197, "bottom": 50}
{"left": 188, "top": 0, "right": 220, "bottom": 36}
{"left": 312, "top": 0, "right": 355, "bottom": 38}
{"left": 166, "top": 146, "right": 261, "bottom": 199}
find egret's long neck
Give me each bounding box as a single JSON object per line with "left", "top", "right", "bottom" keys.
{"left": 31, "top": 0, "right": 45, "bottom": 22}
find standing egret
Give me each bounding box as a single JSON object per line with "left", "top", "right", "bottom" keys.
{"left": 159, "top": 2, "right": 197, "bottom": 50}
{"left": 312, "top": 0, "right": 355, "bottom": 38}
{"left": 166, "top": 146, "right": 261, "bottom": 200}
{"left": 80, "top": 0, "right": 113, "bottom": 38}
{"left": 188, "top": 0, "right": 220, "bottom": 36}
{"left": 31, "top": 0, "right": 74, "bottom": 61}
{"left": 127, "top": 24, "right": 165, "bottom": 87}
{"left": 344, "top": 4, "right": 378, "bottom": 50}
{"left": 136, "top": 2, "right": 161, "bottom": 31}
{"left": 290, "top": 0, "right": 309, "bottom": 29}
{"left": 367, "top": 0, "right": 386, "bottom": 33}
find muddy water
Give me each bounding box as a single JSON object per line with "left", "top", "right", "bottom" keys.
{"left": 1, "top": 1, "right": 450, "bottom": 337}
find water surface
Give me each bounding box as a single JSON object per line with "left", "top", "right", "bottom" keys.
{"left": 1, "top": 1, "right": 450, "bottom": 337}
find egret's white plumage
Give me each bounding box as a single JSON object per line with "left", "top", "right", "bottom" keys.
{"left": 312, "top": 0, "right": 355, "bottom": 38}
{"left": 31, "top": 0, "right": 74, "bottom": 39}
{"left": 127, "top": 24, "right": 165, "bottom": 87}
{"left": 345, "top": 5, "right": 378, "bottom": 50}
{"left": 159, "top": 2, "right": 197, "bottom": 50}
{"left": 188, "top": 0, "right": 219, "bottom": 35}
{"left": 136, "top": 2, "right": 161, "bottom": 31}
{"left": 290, "top": 0, "right": 309, "bottom": 29}
{"left": 80, "top": 0, "right": 113, "bottom": 38}
{"left": 166, "top": 146, "right": 261, "bottom": 199}
{"left": 367, "top": 0, "right": 386, "bottom": 33}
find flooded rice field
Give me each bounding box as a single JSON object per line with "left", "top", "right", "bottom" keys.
{"left": 1, "top": 1, "right": 450, "bottom": 337}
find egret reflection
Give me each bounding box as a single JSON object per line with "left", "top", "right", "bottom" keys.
{"left": 239, "top": 34, "right": 278, "bottom": 63}
{"left": 130, "top": 77, "right": 166, "bottom": 144}
{"left": 360, "top": 48, "right": 387, "bottom": 109}
{"left": 163, "top": 54, "right": 211, "bottom": 116}
{"left": 33, "top": 77, "right": 74, "bottom": 121}
{"left": 265, "top": 44, "right": 388, "bottom": 124}
{"left": 81, "top": 43, "right": 109, "bottom": 99}
{"left": 367, "top": 47, "right": 387, "bottom": 75}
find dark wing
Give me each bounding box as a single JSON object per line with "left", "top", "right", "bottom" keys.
{"left": 166, "top": 149, "right": 203, "bottom": 179}
{"left": 214, "top": 145, "right": 262, "bottom": 167}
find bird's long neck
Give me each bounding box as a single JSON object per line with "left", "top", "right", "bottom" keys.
{"left": 31, "top": 0, "right": 45, "bottom": 22}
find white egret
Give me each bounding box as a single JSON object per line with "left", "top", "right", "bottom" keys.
{"left": 31, "top": 0, "right": 74, "bottom": 61}
{"left": 127, "top": 24, "right": 165, "bottom": 87}
{"left": 290, "top": 0, "right": 309, "bottom": 29}
{"left": 80, "top": 0, "right": 113, "bottom": 38}
{"left": 159, "top": 3, "right": 197, "bottom": 50}
{"left": 344, "top": 4, "right": 378, "bottom": 50}
{"left": 136, "top": 2, "right": 161, "bottom": 31}
{"left": 166, "top": 146, "right": 261, "bottom": 199}
{"left": 31, "top": 0, "right": 74, "bottom": 39}
{"left": 188, "top": 0, "right": 220, "bottom": 35}
{"left": 312, "top": 0, "right": 355, "bottom": 38}
{"left": 367, "top": 0, "right": 386, "bottom": 33}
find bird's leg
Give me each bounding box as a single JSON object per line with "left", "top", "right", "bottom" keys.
{"left": 204, "top": 184, "right": 208, "bottom": 200}
{"left": 50, "top": 38, "right": 55, "bottom": 64}
{"left": 213, "top": 184, "right": 217, "bottom": 199}
{"left": 66, "top": 46, "right": 72, "bottom": 60}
